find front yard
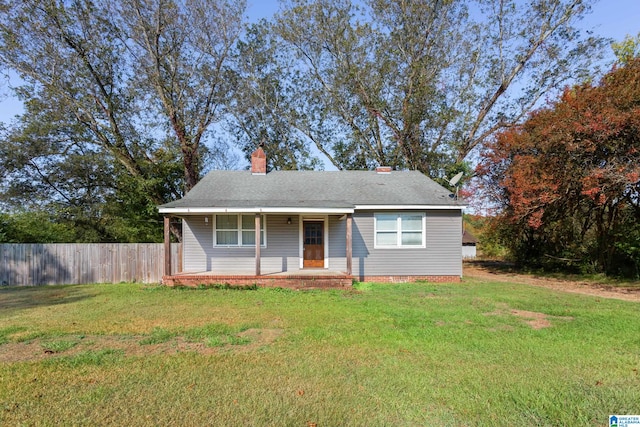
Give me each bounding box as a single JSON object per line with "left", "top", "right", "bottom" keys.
{"left": 1, "top": 278, "right": 638, "bottom": 426}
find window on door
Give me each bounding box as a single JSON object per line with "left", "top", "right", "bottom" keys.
{"left": 304, "top": 222, "right": 323, "bottom": 245}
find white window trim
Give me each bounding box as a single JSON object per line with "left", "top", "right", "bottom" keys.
{"left": 374, "top": 212, "right": 426, "bottom": 249}
{"left": 212, "top": 214, "right": 267, "bottom": 248}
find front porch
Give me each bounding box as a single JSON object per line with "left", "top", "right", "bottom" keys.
{"left": 162, "top": 212, "right": 354, "bottom": 289}
{"left": 162, "top": 269, "right": 353, "bottom": 289}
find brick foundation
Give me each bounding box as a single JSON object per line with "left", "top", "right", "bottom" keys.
{"left": 357, "top": 275, "right": 461, "bottom": 283}
{"left": 163, "top": 274, "right": 353, "bottom": 290}
{"left": 163, "top": 274, "right": 460, "bottom": 289}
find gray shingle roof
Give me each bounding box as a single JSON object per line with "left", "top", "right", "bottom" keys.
{"left": 159, "top": 170, "right": 464, "bottom": 210}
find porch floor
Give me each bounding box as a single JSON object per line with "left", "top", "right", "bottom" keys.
{"left": 162, "top": 270, "right": 353, "bottom": 289}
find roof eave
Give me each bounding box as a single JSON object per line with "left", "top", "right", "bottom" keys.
{"left": 353, "top": 204, "right": 467, "bottom": 210}
{"left": 158, "top": 207, "right": 355, "bottom": 214}
{"left": 158, "top": 204, "right": 467, "bottom": 214}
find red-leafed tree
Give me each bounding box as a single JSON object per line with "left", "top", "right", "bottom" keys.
{"left": 478, "top": 59, "right": 640, "bottom": 277}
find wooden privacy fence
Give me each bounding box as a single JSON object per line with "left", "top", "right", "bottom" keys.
{"left": 0, "top": 243, "right": 182, "bottom": 286}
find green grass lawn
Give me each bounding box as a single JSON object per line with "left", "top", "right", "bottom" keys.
{"left": 1, "top": 279, "right": 638, "bottom": 426}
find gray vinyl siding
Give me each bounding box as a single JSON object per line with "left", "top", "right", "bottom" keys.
{"left": 352, "top": 210, "right": 462, "bottom": 277}
{"left": 183, "top": 214, "right": 304, "bottom": 274}
{"left": 261, "top": 214, "right": 300, "bottom": 274}
{"left": 328, "top": 216, "right": 347, "bottom": 271}
{"left": 182, "top": 211, "right": 461, "bottom": 276}
{"left": 182, "top": 216, "right": 209, "bottom": 272}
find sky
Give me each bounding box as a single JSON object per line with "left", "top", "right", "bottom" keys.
{"left": 0, "top": 0, "right": 638, "bottom": 134}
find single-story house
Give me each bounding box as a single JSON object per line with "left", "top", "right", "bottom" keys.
{"left": 158, "top": 147, "right": 467, "bottom": 288}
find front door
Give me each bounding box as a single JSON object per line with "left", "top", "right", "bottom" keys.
{"left": 303, "top": 221, "right": 324, "bottom": 268}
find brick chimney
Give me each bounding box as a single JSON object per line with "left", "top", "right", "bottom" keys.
{"left": 251, "top": 146, "right": 267, "bottom": 175}
{"left": 376, "top": 166, "right": 392, "bottom": 174}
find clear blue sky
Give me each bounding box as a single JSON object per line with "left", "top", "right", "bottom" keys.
{"left": 581, "top": 0, "right": 640, "bottom": 42}
{"left": 1, "top": 0, "right": 638, "bottom": 123}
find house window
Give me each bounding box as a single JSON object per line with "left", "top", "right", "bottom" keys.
{"left": 374, "top": 213, "right": 425, "bottom": 248}
{"left": 214, "top": 214, "right": 265, "bottom": 247}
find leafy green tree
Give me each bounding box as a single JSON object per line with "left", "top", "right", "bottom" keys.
{"left": 0, "top": 92, "right": 183, "bottom": 241}
{"left": 0, "top": 0, "right": 246, "bottom": 241}
{"left": 612, "top": 33, "right": 640, "bottom": 65}
{"left": 230, "top": 21, "right": 324, "bottom": 170}
{"left": 233, "top": 0, "right": 605, "bottom": 180}
{"left": 0, "top": 211, "right": 77, "bottom": 243}
{"left": 116, "top": 0, "right": 245, "bottom": 188}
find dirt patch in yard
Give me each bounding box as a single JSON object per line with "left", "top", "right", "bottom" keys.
{"left": 465, "top": 262, "right": 640, "bottom": 303}
{"left": 509, "top": 310, "right": 554, "bottom": 329}
{"left": 0, "top": 329, "right": 284, "bottom": 364}
{"left": 484, "top": 304, "right": 573, "bottom": 330}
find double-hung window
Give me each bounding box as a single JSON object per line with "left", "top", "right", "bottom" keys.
{"left": 374, "top": 213, "right": 425, "bottom": 248}
{"left": 214, "top": 214, "right": 266, "bottom": 247}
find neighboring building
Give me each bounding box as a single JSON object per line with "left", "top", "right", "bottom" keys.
{"left": 462, "top": 229, "right": 478, "bottom": 259}
{"left": 158, "top": 148, "right": 467, "bottom": 287}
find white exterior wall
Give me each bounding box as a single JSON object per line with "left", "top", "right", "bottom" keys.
{"left": 462, "top": 245, "right": 477, "bottom": 259}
